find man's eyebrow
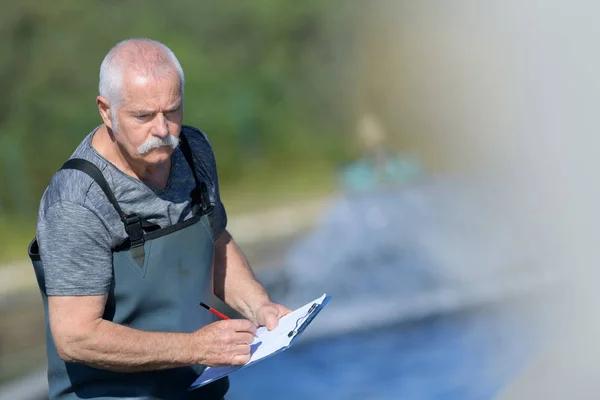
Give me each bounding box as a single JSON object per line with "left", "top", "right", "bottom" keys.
{"left": 166, "top": 103, "right": 182, "bottom": 112}
{"left": 130, "top": 109, "right": 155, "bottom": 116}
{"left": 129, "top": 104, "right": 180, "bottom": 115}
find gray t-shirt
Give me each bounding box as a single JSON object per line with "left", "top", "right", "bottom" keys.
{"left": 36, "top": 125, "right": 227, "bottom": 296}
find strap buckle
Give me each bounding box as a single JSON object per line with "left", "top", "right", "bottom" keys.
{"left": 124, "top": 214, "right": 144, "bottom": 248}
{"left": 191, "top": 183, "right": 214, "bottom": 215}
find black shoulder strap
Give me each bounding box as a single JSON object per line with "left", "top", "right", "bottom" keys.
{"left": 60, "top": 158, "right": 148, "bottom": 265}
{"left": 61, "top": 159, "right": 127, "bottom": 222}
{"left": 178, "top": 132, "right": 212, "bottom": 213}
{"left": 178, "top": 132, "right": 203, "bottom": 189}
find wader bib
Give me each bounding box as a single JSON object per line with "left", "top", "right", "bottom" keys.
{"left": 29, "top": 134, "right": 229, "bottom": 399}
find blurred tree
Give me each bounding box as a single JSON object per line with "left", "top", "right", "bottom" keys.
{"left": 0, "top": 0, "right": 360, "bottom": 216}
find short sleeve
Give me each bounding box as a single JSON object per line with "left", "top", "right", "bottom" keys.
{"left": 211, "top": 195, "right": 228, "bottom": 237}
{"left": 209, "top": 157, "right": 227, "bottom": 237}
{"left": 37, "top": 201, "right": 113, "bottom": 296}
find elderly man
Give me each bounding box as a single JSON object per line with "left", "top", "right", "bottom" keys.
{"left": 29, "top": 38, "right": 290, "bottom": 400}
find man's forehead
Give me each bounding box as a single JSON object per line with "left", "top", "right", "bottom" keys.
{"left": 120, "top": 72, "right": 182, "bottom": 109}
{"left": 122, "top": 70, "right": 180, "bottom": 92}
{"left": 122, "top": 96, "right": 182, "bottom": 112}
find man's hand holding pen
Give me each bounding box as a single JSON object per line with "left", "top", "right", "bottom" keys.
{"left": 195, "top": 300, "right": 291, "bottom": 366}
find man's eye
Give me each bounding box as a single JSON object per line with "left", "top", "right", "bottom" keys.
{"left": 136, "top": 114, "right": 152, "bottom": 121}
{"left": 166, "top": 108, "right": 180, "bottom": 118}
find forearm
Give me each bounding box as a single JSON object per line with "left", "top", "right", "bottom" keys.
{"left": 58, "top": 319, "right": 194, "bottom": 372}
{"left": 213, "top": 230, "right": 271, "bottom": 322}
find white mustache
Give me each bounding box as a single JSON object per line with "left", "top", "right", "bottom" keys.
{"left": 137, "top": 134, "right": 180, "bottom": 155}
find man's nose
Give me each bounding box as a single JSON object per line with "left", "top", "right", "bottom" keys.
{"left": 153, "top": 112, "right": 169, "bottom": 137}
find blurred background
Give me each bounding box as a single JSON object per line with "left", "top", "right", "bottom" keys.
{"left": 2, "top": 0, "right": 600, "bottom": 399}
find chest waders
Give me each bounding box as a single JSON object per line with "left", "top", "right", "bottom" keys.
{"left": 29, "top": 133, "right": 229, "bottom": 400}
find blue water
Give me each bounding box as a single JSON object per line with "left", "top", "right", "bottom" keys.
{"left": 225, "top": 306, "right": 538, "bottom": 400}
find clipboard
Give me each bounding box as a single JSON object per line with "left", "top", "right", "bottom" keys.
{"left": 288, "top": 296, "right": 331, "bottom": 345}
{"left": 189, "top": 293, "right": 331, "bottom": 391}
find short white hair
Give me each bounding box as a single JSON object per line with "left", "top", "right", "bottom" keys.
{"left": 98, "top": 38, "right": 185, "bottom": 130}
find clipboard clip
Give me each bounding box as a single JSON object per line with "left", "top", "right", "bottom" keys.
{"left": 287, "top": 302, "right": 319, "bottom": 338}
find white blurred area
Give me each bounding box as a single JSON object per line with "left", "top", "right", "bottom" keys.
{"left": 358, "top": 0, "right": 600, "bottom": 397}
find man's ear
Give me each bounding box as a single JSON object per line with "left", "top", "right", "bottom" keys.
{"left": 97, "top": 96, "right": 115, "bottom": 131}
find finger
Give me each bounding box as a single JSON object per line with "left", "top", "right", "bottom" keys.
{"left": 265, "top": 313, "right": 279, "bottom": 331}
{"left": 236, "top": 343, "right": 251, "bottom": 355}
{"left": 231, "top": 353, "right": 251, "bottom": 366}
{"left": 234, "top": 319, "right": 257, "bottom": 336}
{"left": 235, "top": 332, "right": 255, "bottom": 345}
{"left": 279, "top": 306, "right": 292, "bottom": 316}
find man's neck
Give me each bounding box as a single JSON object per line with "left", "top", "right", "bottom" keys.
{"left": 92, "top": 125, "right": 172, "bottom": 190}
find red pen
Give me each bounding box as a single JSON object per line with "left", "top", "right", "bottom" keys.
{"left": 199, "top": 302, "right": 230, "bottom": 320}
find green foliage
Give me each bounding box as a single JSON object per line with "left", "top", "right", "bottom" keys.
{"left": 0, "top": 214, "right": 36, "bottom": 263}
{"left": 0, "top": 0, "right": 359, "bottom": 219}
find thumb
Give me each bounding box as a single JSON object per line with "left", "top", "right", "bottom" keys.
{"left": 265, "top": 312, "right": 280, "bottom": 331}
